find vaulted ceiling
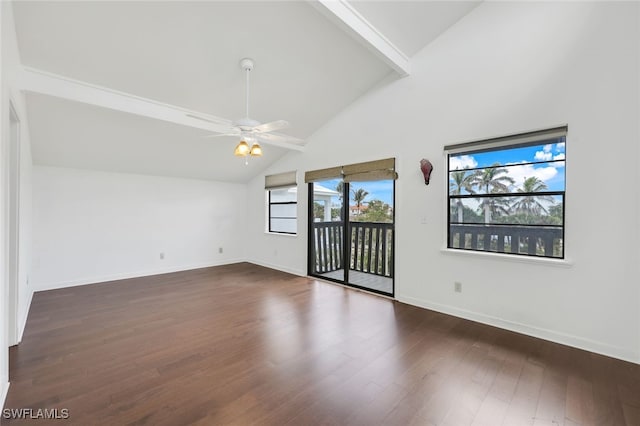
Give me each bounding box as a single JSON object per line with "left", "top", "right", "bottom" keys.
{"left": 13, "top": 1, "right": 480, "bottom": 182}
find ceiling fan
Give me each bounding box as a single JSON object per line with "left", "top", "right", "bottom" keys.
{"left": 186, "top": 58, "right": 303, "bottom": 162}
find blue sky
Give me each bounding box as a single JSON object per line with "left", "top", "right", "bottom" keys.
{"left": 450, "top": 140, "right": 566, "bottom": 192}
{"left": 313, "top": 178, "right": 394, "bottom": 206}
{"left": 350, "top": 180, "right": 394, "bottom": 205}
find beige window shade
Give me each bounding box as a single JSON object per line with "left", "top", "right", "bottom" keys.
{"left": 304, "top": 166, "right": 343, "bottom": 183}
{"left": 343, "top": 158, "right": 396, "bottom": 182}
{"left": 342, "top": 158, "right": 394, "bottom": 176}
{"left": 343, "top": 169, "right": 397, "bottom": 182}
{"left": 305, "top": 158, "right": 397, "bottom": 183}
{"left": 265, "top": 171, "right": 297, "bottom": 189}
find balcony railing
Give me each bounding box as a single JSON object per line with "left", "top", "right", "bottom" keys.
{"left": 311, "top": 221, "right": 393, "bottom": 277}
{"left": 449, "top": 223, "right": 563, "bottom": 257}
{"left": 312, "top": 221, "right": 344, "bottom": 274}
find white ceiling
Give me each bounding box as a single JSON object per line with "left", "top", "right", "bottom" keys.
{"left": 13, "top": 1, "right": 479, "bottom": 182}
{"left": 26, "top": 93, "right": 286, "bottom": 182}
{"left": 350, "top": 1, "right": 481, "bottom": 57}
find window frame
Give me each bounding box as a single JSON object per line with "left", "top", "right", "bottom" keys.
{"left": 267, "top": 187, "right": 297, "bottom": 235}
{"left": 445, "top": 127, "right": 566, "bottom": 259}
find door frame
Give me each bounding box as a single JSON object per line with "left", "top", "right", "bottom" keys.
{"left": 6, "top": 101, "right": 21, "bottom": 346}
{"left": 307, "top": 179, "right": 395, "bottom": 298}
{"left": 307, "top": 180, "right": 347, "bottom": 281}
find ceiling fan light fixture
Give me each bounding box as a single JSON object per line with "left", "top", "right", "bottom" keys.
{"left": 250, "top": 142, "right": 263, "bottom": 157}
{"left": 234, "top": 140, "right": 250, "bottom": 157}
{"left": 202, "top": 58, "right": 295, "bottom": 160}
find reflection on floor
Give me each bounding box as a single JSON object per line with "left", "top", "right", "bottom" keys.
{"left": 319, "top": 269, "right": 393, "bottom": 294}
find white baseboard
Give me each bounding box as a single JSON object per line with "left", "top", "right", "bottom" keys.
{"left": 17, "top": 289, "right": 34, "bottom": 343}
{"left": 396, "top": 294, "right": 640, "bottom": 365}
{"left": 33, "top": 258, "right": 246, "bottom": 292}
{"left": 1, "top": 381, "right": 9, "bottom": 410}
{"left": 247, "top": 259, "right": 306, "bottom": 277}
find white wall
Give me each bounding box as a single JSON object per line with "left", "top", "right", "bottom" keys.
{"left": 0, "top": 0, "right": 6, "bottom": 406}
{"left": 1, "top": 0, "right": 35, "bottom": 404}
{"left": 246, "top": 2, "right": 640, "bottom": 362}
{"left": 32, "top": 167, "right": 246, "bottom": 290}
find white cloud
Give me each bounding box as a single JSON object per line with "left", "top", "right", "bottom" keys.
{"left": 508, "top": 164, "right": 558, "bottom": 189}
{"left": 449, "top": 155, "right": 477, "bottom": 170}
{"left": 534, "top": 150, "right": 552, "bottom": 161}
{"left": 535, "top": 143, "right": 564, "bottom": 162}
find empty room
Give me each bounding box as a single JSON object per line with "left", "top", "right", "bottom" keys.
{"left": 1, "top": 0, "right": 639, "bottom": 424}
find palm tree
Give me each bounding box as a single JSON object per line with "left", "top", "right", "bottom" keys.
{"left": 472, "top": 164, "right": 515, "bottom": 223}
{"left": 336, "top": 181, "right": 344, "bottom": 200}
{"left": 352, "top": 188, "right": 369, "bottom": 215}
{"left": 478, "top": 196, "right": 512, "bottom": 222}
{"left": 548, "top": 202, "right": 563, "bottom": 223}
{"left": 512, "top": 176, "right": 554, "bottom": 215}
{"left": 449, "top": 170, "right": 475, "bottom": 223}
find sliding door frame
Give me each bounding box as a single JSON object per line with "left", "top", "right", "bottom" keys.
{"left": 307, "top": 180, "right": 395, "bottom": 298}
{"left": 307, "top": 180, "right": 348, "bottom": 283}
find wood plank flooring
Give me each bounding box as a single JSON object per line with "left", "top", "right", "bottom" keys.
{"left": 3, "top": 262, "right": 640, "bottom": 425}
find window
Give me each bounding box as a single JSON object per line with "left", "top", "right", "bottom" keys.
{"left": 265, "top": 171, "right": 297, "bottom": 235}
{"left": 446, "top": 127, "right": 566, "bottom": 258}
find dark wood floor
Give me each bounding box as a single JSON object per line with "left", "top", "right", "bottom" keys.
{"left": 4, "top": 263, "right": 640, "bottom": 425}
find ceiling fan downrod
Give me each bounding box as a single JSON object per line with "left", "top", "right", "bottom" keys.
{"left": 240, "top": 58, "right": 254, "bottom": 120}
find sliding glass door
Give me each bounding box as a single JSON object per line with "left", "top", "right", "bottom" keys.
{"left": 308, "top": 179, "right": 345, "bottom": 282}
{"left": 308, "top": 177, "right": 394, "bottom": 297}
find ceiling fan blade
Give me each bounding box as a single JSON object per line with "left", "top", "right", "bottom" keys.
{"left": 252, "top": 120, "right": 289, "bottom": 133}
{"left": 255, "top": 133, "right": 305, "bottom": 151}
{"left": 203, "top": 133, "right": 239, "bottom": 138}
{"left": 257, "top": 132, "right": 303, "bottom": 144}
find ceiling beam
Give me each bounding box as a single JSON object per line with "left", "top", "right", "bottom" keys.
{"left": 312, "top": 0, "right": 411, "bottom": 77}
{"left": 18, "top": 67, "right": 306, "bottom": 152}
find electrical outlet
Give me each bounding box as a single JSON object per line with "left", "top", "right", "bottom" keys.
{"left": 160, "top": 252, "right": 165, "bottom": 260}
{"left": 218, "top": 247, "right": 223, "bottom": 254}
{"left": 454, "top": 281, "right": 462, "bottom": 293}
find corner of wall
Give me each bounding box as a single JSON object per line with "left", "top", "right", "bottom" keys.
{"left": 248, "top": 259, "right": 306, "bottom": 278}
{"left": 0, "top": 0, "right": 6, "bottom": 408}
{"left": 17, "top": 288, "right": 33, "bottom": 343}
{"left": 0, "top": 382, "right": 9, "bottom": 412}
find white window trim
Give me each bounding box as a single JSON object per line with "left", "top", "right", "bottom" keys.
{"left": 439, "top": 247, "right": 572, "bottom": 267}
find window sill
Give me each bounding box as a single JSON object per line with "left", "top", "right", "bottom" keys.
{"left": 265, "top": 232, "right": 298, "bottom": 238}
{"left": 440, "top": 247, "right": 573, "bottom": 268}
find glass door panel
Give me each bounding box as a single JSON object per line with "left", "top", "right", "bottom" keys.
{"left": 347, "top": 180, "right": 394, "bottom": 296}
{"left": 308, "top": 179, "right": 345, "bottom": 282}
